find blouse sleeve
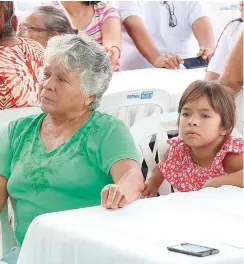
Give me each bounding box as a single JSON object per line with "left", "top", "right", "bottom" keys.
{"left": 226, "top": 137, "right": 244, "bottom": 154}
{"left": 102, "top": 3, "right": 121, "bottom": 25}
{"left": 94, "top": 119, "right": 140, "bottom": 174}
{"left": 207, "top": 22, "right": 232, "bottom": 75}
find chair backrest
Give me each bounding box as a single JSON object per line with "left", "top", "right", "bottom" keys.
{"left": 0, "top": 107, "right": 42, "bottom": 129}
{"left": 130, "top": 112, "right": 178, "bottom": 195}
{"left": 99, "top": 89, "right": 171, "bottom": 127}
{"left": 0, "top": 199, "right": 17, "bottom": 257}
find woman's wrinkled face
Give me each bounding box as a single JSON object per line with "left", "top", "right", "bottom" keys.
{"left": 39, "top": 59, "right": 93, "bottom": 115}
{"left": 17, "top": 14, "right": 51, "bottom": 47}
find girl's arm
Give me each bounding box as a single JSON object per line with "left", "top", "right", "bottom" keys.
{"left": 141, "top": 151, "right": 169, "bottom": 198}
{"left": 204, "top": 153, "right": 243, "bottom": 188}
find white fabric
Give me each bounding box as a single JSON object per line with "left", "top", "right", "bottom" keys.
{"left": 105, "top": 68, "right": 205, "bottom": 112}
{"left": 17, "top": 187, "right": 244, "bottom": 264}
{"left": 235, "top": 90, "right": 244, "bottom": 136}
{"left": 207, "top": 19, "right": 243, "bottom": 75}
{"left": 0, "top": 107, "right": 42, "bottom": 129}
{"left": 116, "top": 1, "right": 208, "bottom": 70}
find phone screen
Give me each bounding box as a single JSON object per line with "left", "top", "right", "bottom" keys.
{"left": 183, "top": 56, "right": 208, "bottom": 69}
{"left": 172, "top": 243, "right": 211, "bottom": 253}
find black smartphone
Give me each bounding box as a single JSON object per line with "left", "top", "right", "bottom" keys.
{"left": 183, "top": 56, "right": 208, "bottom": 69}
{"left": 167, "top": 243, "right": 220, "bottom": 257}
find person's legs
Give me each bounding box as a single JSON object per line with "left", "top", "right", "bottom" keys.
{"left": 0, "top": 247, "right": 20, "bottom": 264}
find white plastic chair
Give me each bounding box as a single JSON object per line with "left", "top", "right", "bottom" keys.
{"left": 0, "top": 107, "right": 42, "bottom": 128}
{"left": 0, "top": 198, "right": 17, "bottom": 258}
{"left": 130, "top": 112, "right": 178, "bottom": 195}
{"left": 99, "top": 89, "right": 171, "bottom": 127}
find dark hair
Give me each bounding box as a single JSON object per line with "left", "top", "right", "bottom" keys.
{"left": 83, "top": 1, "right": 101, "bottom": 6}
{"left": 178, "top": 80, "right": 236, "bottom": 136}
{"left": 0, "top": 1, "right": 14, "bottom": 39}
{"left": 31, "top": 5, "right": 75, "bottom": 34}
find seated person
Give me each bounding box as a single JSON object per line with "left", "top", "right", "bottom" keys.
{"left": 0, "top": 34, "right": 144, "bottom": 264}
{"left": 205, "top": 1, "right": 243, "bottom": 81}
{"left": 0, "top": 1, "right": 44, "bottom": 110}
{"left": 17, "top": 5, "right": 76, "bottom": 48}
{"left": 61, "top": 1, "right": 122, "bottom": 71}
{"left": 116, "top": 1, "right": 215, "bottom": 70}
{"left": 142, "top": 81, "right": 243, "bottom": 197}
{"left": 219, "top": 31, "right": 244, "bottom": 135}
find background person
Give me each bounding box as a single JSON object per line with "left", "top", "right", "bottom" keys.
{"left": 219, "top": 31, "right": 243, "bottom": 135}
{"left": 206, "top": 1, "right": 243, "bottom": 81}
{"left": 17, "top": 5, "right": 76, "bottom": 48}
{"left": 0, "top": 1, "right": 44, "bottom": 110}
{"left": 116, "top": 1, "right": 215, "bottom": 70}
{"left": 61, "top": 1, "right": 122, "bottom": 71}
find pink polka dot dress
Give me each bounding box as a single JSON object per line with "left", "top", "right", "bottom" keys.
{"left": 158, "top": 137, "right": 244, "bottom": 192}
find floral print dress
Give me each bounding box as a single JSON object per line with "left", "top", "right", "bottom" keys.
{"left": 159, "top": 137, "right": 244, "bottom": 192}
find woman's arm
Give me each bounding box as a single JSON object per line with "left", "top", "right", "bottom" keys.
{"left": 204, "top": 153, "right": 244, "bottom": 188}
{"left": 205, "top": 22, "right": 231, "bottom": 81}
{"left": 102, "top": 12, "right": 122, "bottom": 71}
{"left": 101, "top": 159, "right": 145, "bottom": 209}
{"left": 219, "top": 32, "right": 243, "bottom": 94}
{"left": 102, "top": 18, "right": 121, "bottom": 51}
{"left": 0, "top": 175, "right": 8, "bottom": 213}
{"left": 192, "top": 16, "right": 215, "bottom": 61}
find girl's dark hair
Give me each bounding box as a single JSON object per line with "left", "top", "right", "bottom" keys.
{"left": 0, "top": 1, "right": 14, "bottom": 39}
{"left": 31, "top": 5, "right": 75, "bottom": 35}
{"left": 83, "top": 1, "right": 101, "bottom": 6}
{"left": 178, "top": 80, "right": 236, "bottom": 136}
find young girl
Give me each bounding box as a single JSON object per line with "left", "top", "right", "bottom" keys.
{"left": 142, "top": 80, "right": 243, "bottom": 197}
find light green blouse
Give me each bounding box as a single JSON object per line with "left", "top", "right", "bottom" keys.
{"left": 0, "top": 111, "right": 140, "bottom": 245}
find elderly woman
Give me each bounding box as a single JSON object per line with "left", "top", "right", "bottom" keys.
{"left": 17, "top": 5, "right": 76, "bottom": 47}
{"left": 0, "top": 35, "right": 144, "bottom": 264}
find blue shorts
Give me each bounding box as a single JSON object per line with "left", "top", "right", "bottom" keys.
{"left": 0, "top": 247, "right": 20, "bottom": 264}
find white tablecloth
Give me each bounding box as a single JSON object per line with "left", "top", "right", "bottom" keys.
{"left": 106, "top": 68, "right": 205, "bottom": 111}
{"left": 17, "top": 187, "right": 244, "bottom": 264}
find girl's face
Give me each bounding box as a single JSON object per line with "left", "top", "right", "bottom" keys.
{"left": 179, "top": 96, "right": 227, "bottom": 148}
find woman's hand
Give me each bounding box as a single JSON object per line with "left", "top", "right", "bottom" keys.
{"left": 105, "top": 46, "right": 120, "bottom": 71}
{"left": 101, "top": 184, "right": 128, "bottom": 209}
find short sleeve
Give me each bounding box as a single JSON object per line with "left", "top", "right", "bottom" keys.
{"left": 226, "top": 138, "right": 244, "bottom": 154}
{"left": 188, "top": 1, "right": 208, "bottom": 26}
{"left": 115, "top": 1, "right": 140, "bottom": 22}
{"left": 207, "top": 23, "right": 232, "bottom": 75}
{"left": 102, "top": 4, "right": 120, "bottom": 24}
{"left": 96, "top": 119, "right": 140, "bottom": 174}
{"left": 0, "top": 124, "right": 12, "bottom": 179}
